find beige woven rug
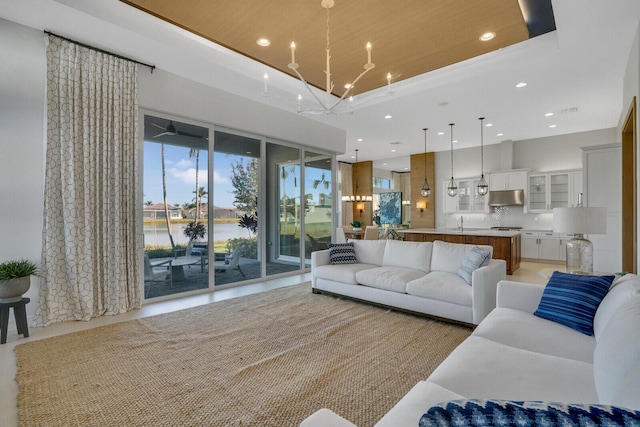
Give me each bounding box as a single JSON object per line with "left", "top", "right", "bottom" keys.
{"left": 16, "top": 283, "right": 471, "bottom": 427}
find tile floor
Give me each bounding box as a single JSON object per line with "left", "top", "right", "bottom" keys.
{"left": 0, "top": 261, "right": 559, "bottom": 427}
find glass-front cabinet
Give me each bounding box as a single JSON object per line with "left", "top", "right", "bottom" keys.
{"left": 443, "top": 178, "right": 489, "bottom": 213}
{"left": 528, "top": 170, "right": 583, "bottom": 213}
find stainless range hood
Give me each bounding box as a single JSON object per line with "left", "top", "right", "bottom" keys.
{"left": 488, "top": 189, "right": 525, "bottom": 207}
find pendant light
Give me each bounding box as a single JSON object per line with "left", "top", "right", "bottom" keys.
{"left": 446, "top": 123, "right": 458, "bottom": 197}
{"left": 420, "top": 128, "right": 431, "bottom": 197}
{"left": 476, "top": 117, "right": 489, "bottom": 196}
{"left": 341, "top": 149, "right": 372, "bottom": 202}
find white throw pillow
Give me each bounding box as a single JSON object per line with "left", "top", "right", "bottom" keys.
{"left": 382, "top": 240, "right": 433, "bottom": 273}
{"left": 593, "top": 274, "right": 640, "bottom": 340}
{"left": 430, "top": 241, "right": 470, "bottom": 274}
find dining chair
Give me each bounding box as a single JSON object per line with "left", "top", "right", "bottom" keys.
{"left": 363, "top": 225, "right": 379, "bottom": 240}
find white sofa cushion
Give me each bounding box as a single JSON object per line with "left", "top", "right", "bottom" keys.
{"left": 593, "top": 274, "right": 640, "bottom": 340}
{"left": 593, "top": 295, "right": 640, "bottom": 410}
{"left": 355, "top": 266, "right": 425, "bottom": 294}
{"left": 406, "top": 271, "right": 472, "bottom": 307}
{"left": 353, "top": 240, "right": 387, "bottom": 266}
{"left": 382, "top": 240, "right": 433, "bottom": 273}
{"left": 427, "top": 336, "right": 599, "bottom": 404}
{"left": 473, "top": 307, "right": 596, "bottom": 363}
{"left": 314, "top": 263, "right": 378, "bottom": 285}
{"left": 430, "top": 241, "right": 492, "bottom": 274}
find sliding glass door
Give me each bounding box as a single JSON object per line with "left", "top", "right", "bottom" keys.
{"left": 304, "top": 151, "right": 333, "bottom": 267}
{"left": 142, "top": 114, "right": 210, "bottom": 299}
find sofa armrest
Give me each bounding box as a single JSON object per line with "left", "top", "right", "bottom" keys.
{"left": 299, "top": 408, "right": 358, "bottom": 427}
{"left": 471, "top": 259, "right": 507, "bottom": 324}
{"left": 496, "top": 280, "right": 546, "bottom": 313}
{"left": 311, "top": 250, "right": 331, "bottom": 288}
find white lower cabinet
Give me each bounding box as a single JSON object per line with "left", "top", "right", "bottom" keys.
{"left": 521, "top": 231, "right": 571, "bottom": 261}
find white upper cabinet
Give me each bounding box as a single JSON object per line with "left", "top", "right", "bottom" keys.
{"left": 443, "top": 178, "right": 489, "bottom": 213}
{"left": 528, "top": 170, "right": 583, "bottom": 213}
{"left": 489, "top": 170, "right": 528, "bottom": 191}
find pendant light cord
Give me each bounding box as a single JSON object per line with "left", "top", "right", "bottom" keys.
{"left": 449, "top": 123, "right": 455, "bottom": 178}
{"left": 423, "top": 128, "right": 427, "bottom": 179}
{"left": 479, "top": 117, "right": 484, "bottom": 177}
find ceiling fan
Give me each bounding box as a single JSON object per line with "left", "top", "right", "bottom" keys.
{"left": 151, "top": 121, "right": 203, "bottom": 138}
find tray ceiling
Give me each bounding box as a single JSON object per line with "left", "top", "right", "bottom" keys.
{"left": 120, "top": 0, "right": 534, "bottom": 96}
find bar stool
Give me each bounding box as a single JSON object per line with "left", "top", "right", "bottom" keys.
{"left": 0, "top": 297, "right": 30, "bottom": 344}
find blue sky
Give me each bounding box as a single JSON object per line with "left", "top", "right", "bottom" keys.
{"left": 144, "top": 141, "right": 332, "bottom": 209}
{"left": 144, "top": 142, "right": 236, "bottom": 208}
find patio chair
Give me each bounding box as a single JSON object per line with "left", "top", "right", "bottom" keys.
{"left": 214, "top": 248, "right": 245, "bottom": 278}
{"left": 143, "top": 253, "right": 172, "bottom": 298}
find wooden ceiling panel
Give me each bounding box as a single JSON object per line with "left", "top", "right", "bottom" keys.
{"left": 121, "top": 0, "right": 529, "bottom": 95}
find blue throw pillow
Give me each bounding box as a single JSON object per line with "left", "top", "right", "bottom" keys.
{"left": 328, "top": 242, "right": 357, "bottom": 265}
{"left": 419, "top": 399, "right": 640, "bottom": 427}
{"left": 457, "top": 246, "right": 491, "bottom": 285}
{"left": 534, "top": 271, "right": 614, "bottom": 335}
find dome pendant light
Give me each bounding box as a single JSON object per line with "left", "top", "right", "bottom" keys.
{"left": 420, "top": 128, "right": 431, "bottom": 197}
{"left": 476, "top": 117, "right": 489, "bottom": 196}
{"left": 447, "top": 123, "right": 458, "bottom": 197}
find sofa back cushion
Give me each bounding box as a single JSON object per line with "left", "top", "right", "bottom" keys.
{"left": 430, "top": 240, "right": 492, "bottom": 274}
{"left": 593, "top": 274, "right": 640, "bottom": 340}
{"left": 593, "top": 295, "right": 640, "bottom": 409}
{"left": 382, "top": 240, "right": 433, "bottom": 273}
{"left": 353, "top": 240, "right": 387, "bottom": 266}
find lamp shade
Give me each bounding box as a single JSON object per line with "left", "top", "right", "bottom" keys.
{"left": 553, "top": 207, "right": 607, "bottom": 234}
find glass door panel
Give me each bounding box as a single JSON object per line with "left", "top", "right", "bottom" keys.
{"left": 304, "top": 151, "right": 333, "bottom": 266}
{"left": 213, "top": 131, "right": 261, "bottom": 286}
{"left": 266, "top": 143, "right": 303, "bottom": 275}
{"left": 143, "top": 114, "right": 210, "bottom": 299}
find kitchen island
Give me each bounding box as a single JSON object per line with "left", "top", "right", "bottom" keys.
{"left": 398, "top": 228, "right": 521, "bottom": 274}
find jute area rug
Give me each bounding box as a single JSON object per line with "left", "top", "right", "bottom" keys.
{"left": 16, "top": 283, "right": 471, "bottom": 427}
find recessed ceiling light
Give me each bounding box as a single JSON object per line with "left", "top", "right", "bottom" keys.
{"left": 357, "top": 138, "right": 363, "bottom": 142}
{"left": 350, "top": 155, "right": 356, "bottom": 159}
{"left": 256, "top": 38, "right": 270, "bottom": 47}
{"left": 384, "top": 115, "right": 392, "bottom": 119}
{"left": 545, "top": 112, "right": 554, "bottom": 117}
{"left": 453, "top": 140, "right": 458, "bottom": 143}
{"left": 479, "top": 32, "right": 496, "bottom": 41}
{"left": 383, "top": 163, "right": 388, "bottom": 166}
{"left": 391, "top": 149, "right": 397, "bottom": 152}
{"left": 344, "top": 83, "right": 352, "bottom": 89}
{"left": 437, "top": 132, "right": 444, "bottom": 135}
{"left": 497, "top": 133, "right": 504, "bottom": 136}
{"left": 516, "top": 82, "right": 527, "bottom": 88}
{"left": 485, "top": 123, "right": 493, "bottom": 127}
{"left": 549, "top": 124, "right": 557, "bottom": 128}
{"left": 404, "top": 167, "right": 409, "bottom": 170}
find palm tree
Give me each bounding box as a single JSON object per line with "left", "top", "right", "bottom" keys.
{"left": 145, "top": 200, "right": 153, "bottom": 207}
{"left": 161, "top": 144, "right": 175, "bottom": 252}
{"left": 192, "top": 186, "right": 208, "bottom": 219}
{"left": 189, "top": 148, "right": 201, "bottom": 222}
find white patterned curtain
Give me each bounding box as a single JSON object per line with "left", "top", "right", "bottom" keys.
{"left": 35, "top": 35, "right": 140, "bottom": 326}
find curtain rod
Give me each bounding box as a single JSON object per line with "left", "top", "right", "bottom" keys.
{"left": 44, "top": 30, "right": 156, "bottom": 73}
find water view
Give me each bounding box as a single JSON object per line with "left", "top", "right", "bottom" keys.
{"left": 144, "top": 222, "right": 248, "bottom": 246}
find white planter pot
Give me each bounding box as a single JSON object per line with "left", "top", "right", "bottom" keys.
{"left": 0, "top": 276, "right": 31, "bottom": 303}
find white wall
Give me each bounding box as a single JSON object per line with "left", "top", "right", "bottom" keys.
{"left": 0, "top": 18, "right": 346, "bottom": 318}
{"left": 620, "top": 22, "right": 640, "bottom": 270}
{"left": 434, "top": 128, "right": 617, "bottom": 229}
{"left": 0, "top": 19, "right": 46, "bottom": 307}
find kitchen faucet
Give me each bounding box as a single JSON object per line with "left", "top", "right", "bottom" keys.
{"left": 458, "top": 216, "right": 464, "bottom": 232}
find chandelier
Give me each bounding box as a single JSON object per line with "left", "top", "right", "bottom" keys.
{"left": 288, "top": 0, "right": 376, "bottom": 115}
{"left": 342, "top": 149, "right": 372, "bottom": 202}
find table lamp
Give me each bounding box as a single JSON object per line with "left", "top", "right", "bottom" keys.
{"left": 553, "top": 205, "right": 607, "bottom": 275}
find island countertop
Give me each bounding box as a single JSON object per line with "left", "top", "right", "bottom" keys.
{"left": 397, "top": 228, "right": 522, "bottom": 237}
{"left": 398, "top": 228, "right": 521, "bottom": 274}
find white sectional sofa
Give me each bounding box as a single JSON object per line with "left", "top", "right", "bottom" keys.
{"left": 311, "top": 239, "right": 507, "bottom": 325}
{"left": 301, "top": 273, "right": 640, "bottom": 427}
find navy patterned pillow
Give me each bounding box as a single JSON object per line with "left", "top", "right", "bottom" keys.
{"left": 419, "top": 399, "right": 640, "bottom": 427}
{"left": 328, "top": 242, "right": 357, "bottom": 265}
{"left": 534, "top": 271, "right": 614, "bottom": 335}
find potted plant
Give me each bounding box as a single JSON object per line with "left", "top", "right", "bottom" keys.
{"left": 0, "top": 259, "right": 37, "bottom": 303}
{"left": 183, "top": 220, "right": 207, "bottom": 242}
{"left": 351, "top": 220, "right": 363, "bottom": 231}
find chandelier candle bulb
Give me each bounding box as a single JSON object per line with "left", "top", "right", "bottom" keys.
{"left": 367, "top": 42, "right": 372, "bottom": 64}
{"left": 290, "top": 42, "right": 296, "bottom": 64}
